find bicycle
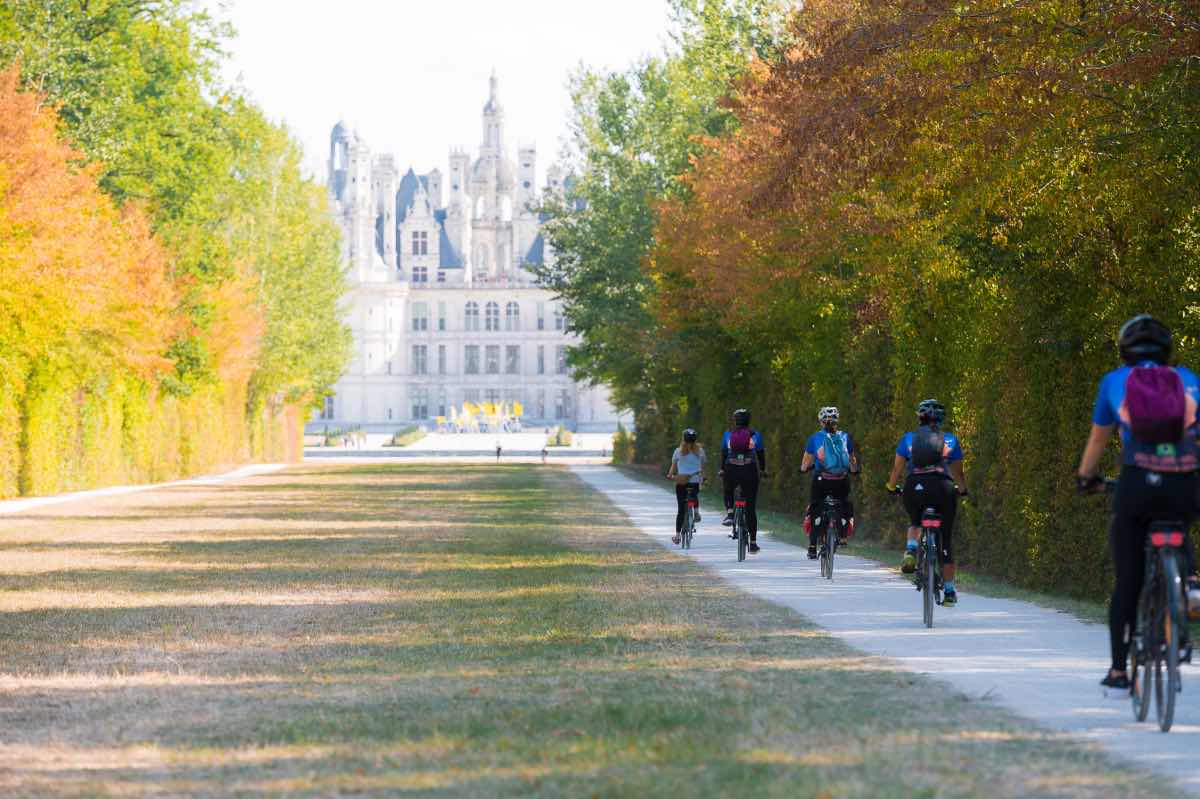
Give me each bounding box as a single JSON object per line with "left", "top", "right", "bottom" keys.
{"left": 732, "top": 486, "right": 749, "bottom": 562}
{"left": 813, "top": 494, "right": 847, "bottom": 580}
{"left": 677, "top": 475, "right": 700, "bottom": 550}
{"left": 889, "top": 486, "right": 943, "bottom": 627}
{"left": 914, "top": 507, "right": 943, "bottom": 628}
{"left": 1095, "top": 479, "right": 1194, "bottom": 732}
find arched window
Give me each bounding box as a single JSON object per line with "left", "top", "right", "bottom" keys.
{"left": 485, "top": 302, "right": 500, "bottom": 331}
{"left": 505, "top": 302, "right": 520, "bottom": 331}
{"left": 465, "top": 301, "right": 480, "bottom": 331}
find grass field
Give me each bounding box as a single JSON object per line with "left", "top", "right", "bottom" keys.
{"left": 0, "top": 464, "right": 1173, "bottom": 797}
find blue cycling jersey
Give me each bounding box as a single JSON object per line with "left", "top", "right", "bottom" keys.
{"left": 1092, "top": 362, "right": 1200, "bottom": 472}
{"left": 896, "top": 430, "right": 963, "bottom": 472}
{"left": 805, "top": 430, "right": 854, "bottom": 472}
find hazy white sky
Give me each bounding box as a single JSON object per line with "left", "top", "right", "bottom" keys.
{"left": 204, "top": 0, "right": 674, "bottom": 181}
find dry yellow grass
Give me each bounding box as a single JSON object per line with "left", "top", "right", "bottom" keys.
{"left": 0, "top": 464, "right": 1177, "bottom": 797}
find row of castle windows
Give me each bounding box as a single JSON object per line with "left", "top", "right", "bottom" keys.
{"left": 403, "top": 302, "right": 565, "bottom": 332}
{"left": 396, "top": 344, "right": 568, "bottom": 377}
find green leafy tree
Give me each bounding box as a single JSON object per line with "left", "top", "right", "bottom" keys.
{"left": 534, "top": 0, "right": 790, "bottom": 457}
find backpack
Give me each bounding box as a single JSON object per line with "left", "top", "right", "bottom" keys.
{"left": 821, "top": 431, "right": 850, "bottom": 475}
{"left": 910, "top": 425, "right": 945, "bottom": 469}
{"left": 1126, "top": 366, "right": 1186, "bottom": 445}
{"left": 728, "top": 427, "right": 755, "bottom": 454}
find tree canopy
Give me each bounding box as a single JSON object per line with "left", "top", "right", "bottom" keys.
{"left": 0, "top": 0, "right": 350, "bottom": 496}
{"left": 546, "top": 0, "right": 1200, "bottom": 599}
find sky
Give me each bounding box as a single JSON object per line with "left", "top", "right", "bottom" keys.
{"left": 203, "top": 0, "right": 675, "bottom": 182}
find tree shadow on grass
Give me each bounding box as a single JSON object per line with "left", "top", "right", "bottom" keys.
{"left": 0, "top": 466, "right": 1172, "bottom": 798}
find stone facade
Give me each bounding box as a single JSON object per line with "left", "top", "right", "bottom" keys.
{"left": 313, "top": 74, "right": 626, "bottom": 432}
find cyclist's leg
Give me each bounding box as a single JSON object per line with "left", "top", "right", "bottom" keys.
{"left": 1153, "top": 471, "right": 1198, "bottom": 617}
{"left": 899, "top": 474, "right": 923, "bottom": 570}
{"left": 722, "top": 469, "right": 735, "bottom": 522}
{"left": 674, "top": 483, "right": 687, "bottom": 533}
{"left": 829, "top": 477, "right": 851, "bottom": 540}
{"left": 808, "top": 474, "right": 831, "bottom": 550}
{"left": 1109, "top": 468, "right": 1147, "bottom": 676}
{"left": 937, "top": 476, "right": 958, "bottom": 582}
{"left": 743, "top": 467, "right": 760, "bottom": 542}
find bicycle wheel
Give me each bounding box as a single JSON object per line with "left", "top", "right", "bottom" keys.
{"left": 824, "top": 522, "right": 835, "bottom": 580}
{"left": 736, "top": 510, "right": 746, "bottom": 562}
{"left": 1158, "top": 552, "right": 1183, "bottom": 732}
{"left": 923, "top": 535, "right": 936, "bottom": 628}
{"left": 1132, "top": 586, "right": 1154, "bottom": 722}
{"left": 683, "top": 507, "right": 694, "bottom": 550}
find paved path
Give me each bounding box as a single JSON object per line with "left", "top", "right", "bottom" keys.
{"left": 0, "top": 463, "right": 286, "bottom": 515}
{"left": 572, "top": 465, "right": 1200, "bottom": 795}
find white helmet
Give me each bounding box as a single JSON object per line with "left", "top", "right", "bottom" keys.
{"left": 818, "top": 406, "right": 839, "bottom": 423}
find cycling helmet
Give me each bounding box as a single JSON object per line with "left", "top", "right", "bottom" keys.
{"left": 818, "top": 406, "right": 839, "bottom": 424}
{"left": 1118, "top": 314, "right": 1172, "bottom": 365}
{"left": 682, "top": 428, "right": 698, "bottom": 443}
{"left": 732, "top": 408, "right": 750, "bottom": 427}
{"left": 917, "top": 399, "right": 946, "bottom": 426}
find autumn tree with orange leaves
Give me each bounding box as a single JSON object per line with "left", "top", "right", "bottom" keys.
{"left": 552, "top": 0, "right": 1200, "bottom": 599}
{"left": 0, "top": 0, "right": 349, "bottom": 497}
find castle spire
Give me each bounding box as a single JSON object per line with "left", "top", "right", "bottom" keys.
{"left": 481, "top": 70, "right": 504, "bottom": 150}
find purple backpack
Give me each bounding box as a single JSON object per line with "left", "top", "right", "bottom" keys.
{"left": 1125, "top": 366, "right": 1185, "bottom": 444}
{"left": 728, "top": 427, "right": 755, "bottom": 453}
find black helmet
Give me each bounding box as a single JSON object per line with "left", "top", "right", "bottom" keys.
{"left": 732, "top": 408, "right": 750, "bottom": 427}
{"left": 917, "top": 399, "right": 945, "bottom": 426}
{"left": 682, "top": 428, "right": 698, "bottom": 443}
{"left": 1118, "top": 314, "right": 1171, "bottom": 365}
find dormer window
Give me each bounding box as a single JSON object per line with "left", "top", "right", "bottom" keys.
{"left": 412, "top": 230, "right": 428, "bottom": 255}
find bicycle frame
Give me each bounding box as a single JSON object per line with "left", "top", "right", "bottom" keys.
{"left": 733, "top": 487, "right": 748, "bottom": 562}
{"left": 1131, "top": 518, "right": 1191, "bottom": 732}
{"left": 681, "top": 483, "right": 699, "bottom": 550}
{"left": 815, "top": 494, "right": 844, "bottom": 580}
{"left": 915, "top": 508, "right": 943, "bottom": 628}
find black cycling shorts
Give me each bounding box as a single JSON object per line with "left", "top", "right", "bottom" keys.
{"left": 902, "top": 471, "right": 958, "bottom": 563}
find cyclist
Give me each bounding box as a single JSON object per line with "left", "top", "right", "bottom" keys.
{"left": 666, "top": 428, "right": 706, "bottom": 545}
{"left": 1075, "top": 314, "right": 1200, "bottom": 693}
{"left": 720, "top": 408, "right": 767, "bottom": 554}
{"left": 800, "top": 406, "right": 860, "bottom": 559}
{"left": 886, "top": 399, "right": 967, "bottom": 608}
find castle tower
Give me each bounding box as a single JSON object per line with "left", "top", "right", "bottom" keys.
{"left": 481, "top": 69, "right": 504, "bottom": 153}
{"left": 328, "top": 120, "right": 352, "bottom": 205}
{"left": 446, "top": 149, "right": 471, "bottom": 268}
{"left": 373, "top": 154, "right": 400, "bottom": 271}
{"left": 516, "top": 145, "right": 536, "bottom": 215}
{"left": 427, "top": 168, "right": 444, "bottom": 210}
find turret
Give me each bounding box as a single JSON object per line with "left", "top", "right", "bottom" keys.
{"left": 373, "top": 154, "right": 399, "bottom": 269}
{"left": 427, "top": 168, "right": 444, "bottom": 210}
{"left": 481, "top": 69, "right": 504, "bottom": 153}
{"left": 328, "top": 120, "right": 353, "bottom": 204}
{"left": 448, "top": 149, "right": 470, "bottom": 212}
{"left": 517, "top": 145, "right": 536, "bottom": 216}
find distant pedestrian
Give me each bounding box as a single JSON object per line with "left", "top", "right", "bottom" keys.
{"left": 496, "top": 443, "right": 502, "bottom": 463}
{"left": 541, "top": 448, "right": 548, "bottom": 465}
